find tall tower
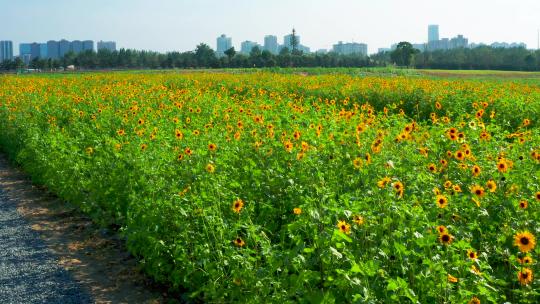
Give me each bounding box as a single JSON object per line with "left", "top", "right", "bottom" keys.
{"left": 428, "top": 25, "right": 439, "bottom": 42}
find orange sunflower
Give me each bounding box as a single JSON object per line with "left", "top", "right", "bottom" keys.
{"left": 233, "top": 237, "right": 245, "bottom": 247}
{"left": 232, "top": 199, "right": 244, "bottom": 213}
{"left": 471, "top": 185, "right": 485, "bottom": 197}
{"left": 517, "top": 268, "right": 533, "bottom": 285}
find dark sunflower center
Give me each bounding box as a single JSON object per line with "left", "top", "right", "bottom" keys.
{"left": 341, "top": 225, "right": 346, "bottom": 230}
{"left": 442, "top": 235, "right": 450, "bottom": 242}
{"left": 476, "top": 190, "right": 482, "bottom": 195}
{"left": 522, "top": 272, "right": 529, "bottom": 279}
{"left": 520, "top": 237, "right": 530, "bottom": 245}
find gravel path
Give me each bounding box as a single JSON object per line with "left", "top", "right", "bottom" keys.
{"left": 0, "top": 189, "right": 92, "bottom": 304}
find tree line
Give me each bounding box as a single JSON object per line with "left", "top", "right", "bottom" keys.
{"left": 374, "top": 42, "right": 540, "bottom": 71}
{"left": 0, "top": 44, "right": 370, "bottom": 71}
{"left": 2, "top": 42, "right": 540, "bottom": 71}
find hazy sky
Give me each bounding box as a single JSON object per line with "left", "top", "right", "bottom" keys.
{"left": 1, "top": 0, "right": 539, "bottom": 54}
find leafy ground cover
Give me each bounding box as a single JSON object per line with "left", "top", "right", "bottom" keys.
{"left": 0, "top": 71, "right": 539, "bottom": 303}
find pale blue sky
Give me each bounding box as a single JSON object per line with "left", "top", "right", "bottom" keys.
{"left": 1, "top": 0, "right": 539, "bottom": 54}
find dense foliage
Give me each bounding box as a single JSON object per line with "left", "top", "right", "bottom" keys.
{"left": 0, "top": 71, "right": 539, "bottom": 303}
{"left": 2, "top": 42, "right": 540, "bottom": 71}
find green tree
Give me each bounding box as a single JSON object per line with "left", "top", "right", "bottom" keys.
{"left": 224, "top": 47, "right": 236, "bottom": 63}
{"left": 195, "top": 43, "right": 217, "bottom": 68}
{"left": 13, "top": 57, "right": 25, "bottom": 69}
{"left": 390, "top": 42, "right": 419, "bottom": 67}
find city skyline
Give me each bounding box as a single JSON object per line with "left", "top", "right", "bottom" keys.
{"left": 1, "top": 0, "right": 539, "bottom": 55}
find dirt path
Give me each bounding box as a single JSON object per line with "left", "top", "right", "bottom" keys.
{"left": 0, "top": 154, "right": 165, "bottom": 304}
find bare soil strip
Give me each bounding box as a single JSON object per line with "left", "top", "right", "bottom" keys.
{"left": 0, "top": 154, "right": 165, "bottom": 304}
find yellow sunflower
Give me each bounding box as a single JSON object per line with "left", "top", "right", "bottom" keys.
{"left": 206, "top": 163, "right": 215, "bottom": 173}
{"left": 436, "top": 195, "right": 448, "bottom": 208}
{"left": 436, "top": 225, "right": 447, "bottom": 234}
{"left": 353, "top": 215, "right": 364, "bottom": 225}
{"left": 467, "top": 249, "right": 478, "bottom": 260}
{"left": 337, "top": 220, "right": 351, "bottom": 235}
{"left": 439, "top": 232, "right": 454, "bottom": 245}
{"left": 514, "top": 231, "right": 536, "bottom": 253}
{"left": 486, "top": 180, "right": 497, "bottom": 193}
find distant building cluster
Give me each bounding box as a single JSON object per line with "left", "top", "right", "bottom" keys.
{"left": 382, "top": 25, "right": 527, "bottom": 54}
{"left": 470, "top": 42, "right": 528, "bottom": 49}
{"left": 19, "top": 40, "right": 94, "bottom": 64}
{"left": 0, "top": 39, "right": 117, "bottom": 65}
{"left": 97, "top": 41, "right": 117, "bottom": 52}
{"left": 332, "top": 41, "right": 368, "bottom": 56}
{"left": 217, "top": 31, "right": 367, "bottom": 57}
{"left": 425, "top": 25, "right": 469, "bottom": 51}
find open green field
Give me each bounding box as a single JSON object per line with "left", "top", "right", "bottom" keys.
{"left": 418, "top": 69, "right": 540, "bottom": 80}
{"left": 0, "top": 70, "right": 539, "bottom": 303}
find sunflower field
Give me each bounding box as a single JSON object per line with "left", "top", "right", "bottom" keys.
{"left": 0, "top": 71, "right": 539, "bottom": 303}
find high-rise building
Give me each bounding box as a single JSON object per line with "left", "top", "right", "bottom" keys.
{"left": 216, "top": 34, "right": 232, "bottom": 57}
{"left": 240, "top": 41, "right": 261, "bottom": 54}
{"left": 82, "top": 40, "right": 94, "bottom": 52}
{"left": 19, "top": 43, "right": 32, "bottom": 56}
{"left": 59, "top": 39, "right": 70, "bottom": 57}
{"left": 264, "top": 35, "right": 278, "bottom": 54}
{"left": 39, "top": 43, "right": 48, "bottom": 59}
{"left": 97, "top": 41, "right": 116, "bottom": 52}
{"left": 19, "top": 43, "right": 32, "bottom": 65}
{"left": 47, "top": 40, "right": 59, "bottom": 59}
{"left": 332, "top": 41, "right": 368, "bottom": 56}
{"left": 30, "top": 42, "right": 41, "bottom": 59}
{"left": 0, "top": 40, "right": 13, "bottom": 61}
{"left": 71, "top": 40, "right": 83, "bottom": 54}
{"left": 428, "top": 25, "right": 439, "bottom": 43}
